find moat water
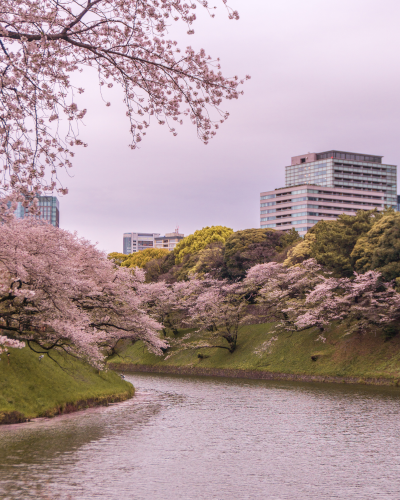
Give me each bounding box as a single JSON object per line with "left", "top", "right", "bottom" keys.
{"left": 1, "top": 373, "right": 400, "bottom": 499}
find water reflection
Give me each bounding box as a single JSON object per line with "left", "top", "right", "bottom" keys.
{"left": 1, "top": 374, "right": 400, "bottom": 499}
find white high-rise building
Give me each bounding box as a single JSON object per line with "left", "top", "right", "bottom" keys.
{"left": 260, "top": 150, "right": 397, "bottom": 237}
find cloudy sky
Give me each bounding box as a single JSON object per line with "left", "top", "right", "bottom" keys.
{"left": 57, "top": 0, "right": 400, "bottom": 253}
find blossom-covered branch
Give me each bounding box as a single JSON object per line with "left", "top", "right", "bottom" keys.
{"left": 0, "top": 0, "right": 248, "bottom": 206}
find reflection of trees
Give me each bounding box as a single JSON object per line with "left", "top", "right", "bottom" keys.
{"left": 0, "top": 394, "right": 165, "bottom": 499}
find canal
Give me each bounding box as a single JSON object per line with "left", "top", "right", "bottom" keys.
{"left": 1, "top": 373, "right": 400, "bottom": 499}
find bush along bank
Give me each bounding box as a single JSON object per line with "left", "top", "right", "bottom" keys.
{"left": 108, "top": 323, "right": 400, "bottom": 387}
{"left": 0, "top": 346, "right": 134, "bottom": 425}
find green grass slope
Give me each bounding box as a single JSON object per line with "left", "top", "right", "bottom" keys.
{"left": 109, "top": 323, "right": 400, "bottom": 383}
{"left": 0, "top": 346, "right": 134, "bottom": 422}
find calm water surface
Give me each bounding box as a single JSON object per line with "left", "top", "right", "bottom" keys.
{"left": 1, "top": 373, "right": 400, "bottom": 499}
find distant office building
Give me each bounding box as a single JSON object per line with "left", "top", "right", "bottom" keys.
{"left": 14, "top": 196, "right": 60, "bottom": 227}
{"left": 286, "top": 151, "right": 397, "bottom": 207}
{"left": 123, "top": 232, "right": 160, "bottom": 254}
{"left": 155, "top": 229, "right": 185, "bottom": 251}
{"left": 261, "top": 150, "right": 397, "bottom": 237}
{"left": 397, "top": 195, "right": 400, "bottom": 212}
{"left": 261, "top": 185, "right": 386, "bottom": 237}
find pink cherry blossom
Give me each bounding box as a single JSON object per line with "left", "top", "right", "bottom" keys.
{"left": 0, "top": 1, "right": 248, "bottom": 208}
{"left": 0, "top": 335, "right": 25, "bottom": 354}
{"left": 0, "top": 217, "right": 167, "bottom": 366}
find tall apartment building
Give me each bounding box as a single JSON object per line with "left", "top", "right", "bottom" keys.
{"left": 14, "top": 196, "right": 60, "bottom": 227}
{"left": 261, "top": 150, "right": 397, "bottom": 237}
{"left": 155, "top": 229, "right": 185, "bottom": 251}
{"left": 123, "top": 232, "right": 160, "bottom": 254}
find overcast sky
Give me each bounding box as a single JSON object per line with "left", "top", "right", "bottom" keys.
{"left": 57, "top": 0, "right": 400, "bottom": 253}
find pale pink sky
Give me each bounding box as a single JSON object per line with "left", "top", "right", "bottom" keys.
{"left": 57, "top": 0, "right": 400, "bottom": 253}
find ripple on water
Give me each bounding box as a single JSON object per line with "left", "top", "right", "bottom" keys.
{"left": 1, "top": 374, "right": 400, "bottom": 500}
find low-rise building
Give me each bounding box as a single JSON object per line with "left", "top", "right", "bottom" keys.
{"left": 123, "top": 229, "right": 185, "bottom": 254}
{"left": 123, "top": 232, "right": 160, "bottom": 254}
{"left": 155, "top": 230, "right": 185, "bottom": 251}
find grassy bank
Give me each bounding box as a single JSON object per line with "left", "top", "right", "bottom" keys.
{"left": 0, "top": 346, "right": 134, "bottom": 424}
{"left": 108, "top": 323, "right": 400, "bottom": 385}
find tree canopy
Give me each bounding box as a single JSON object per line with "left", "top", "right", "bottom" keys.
{"left": 0, "top": 218, "right": 166, "bottom": 366}
{"left": 284, "top": 232, "right": 315, "bottom": 267}
{"left": 5, "top": 216, "right": 400, "bottom": 361}
{"left": 174, "top": 226, "right": 233, "bottom": 264}
{"left": 109, "top": 227, "right": 301, "bottom": 283}
{"left": 352, "top": 212, "right": 400, "bottom": 283}
{"left": 121, "top": 248, "right": 169, "bottom": 269}
{"left": 107, "top": 252, "right": 130, "bottom": 266}
{"left": 223, "top": 228, "right": 301, "bottom": 279}
{"left": 301, "top": 210, "right": 382, "bottom": 276}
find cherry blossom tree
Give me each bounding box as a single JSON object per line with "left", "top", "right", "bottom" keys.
{"left": 294, "top": 271, "right": 400, "bottom": 337}
{"left": 245, "top": 260, "right": 400, "bottom": 337}
{"left": 0, "top": 335, "right": 24, "bottom": 354}
{"left": 0, "top": 217, "right": 167, "bottom": 366}
{"left": 181, "top": 278, "right": 254, "bottom": 353}
{"left": 140, "top": 280, "right": 183, "bottom": 336}
{"left": 244, "top": 259, "right": 326, "bottom": 332}
{"left": 289, "top": 276, "right": 345, "bottom": 333}
{"left": 0, "top": 0, "right": 248, "bottom": 208}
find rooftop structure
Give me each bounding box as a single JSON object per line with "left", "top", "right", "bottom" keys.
{"left": 155, "top": 229, "right": 185, "bottom": 251}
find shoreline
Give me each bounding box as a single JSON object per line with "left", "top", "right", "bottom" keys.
{"left": 0, "top": 391, "right": 133, "bottom": 425}
{"left": 109, "top": 363, "right": 400, "bottom": 387}
{"left": 0, "top": 345, "right": 135, "bottom": 426}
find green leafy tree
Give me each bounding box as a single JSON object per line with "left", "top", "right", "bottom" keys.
{"left": 174, "top": 242, "right": 226, "bottom": 281}
{"left": 224, "top": 228, "right": 285, "bottom": 279}
{"left": 278, "top": 228, "right": 302, "bottom": 250}
{"left": 309, "top": 210, "right": 382, "bottom": 276}
{"left": 352, "top": 211, "right": 400, "bottom": 282}
{"left": 192, "top": 243, "right": 226, "bottom": 277}
{"left": 284, "top": 233, "right": 315, "bottom": 267}
{"left": 143, "top": 251, "right": 176, "bottom": 283}
{"left": 107, "top": 252, "right": 130, "bottom": 266}
{"left": 108, "top": 248, "right": 169, "bottom": 270}
{"left": 122, "top": 248, "right": 170, "bottom": 268}
{"left": 174, "top": 226, "right": 233, "bottom": 264}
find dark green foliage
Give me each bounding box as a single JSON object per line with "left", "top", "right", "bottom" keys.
{"left": 143, "top": 250, "right": 176, "bottom": 282}
{"left": 352, "top": 212, "right": 400, "bottom": 281}
{"left": 310, "top": 210, "right": 382, "bottom": 276}
{"left": 178, "top": 242, "right": 225, "bottom": 280}
{"left": 223, "top": 228, "right": 285, "bottom": 280}
{"left": 383, "top": 325, "right": 400, "bottom": 342}
{"left": 278, "top": 228, "right": 302, "bottom": 250}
